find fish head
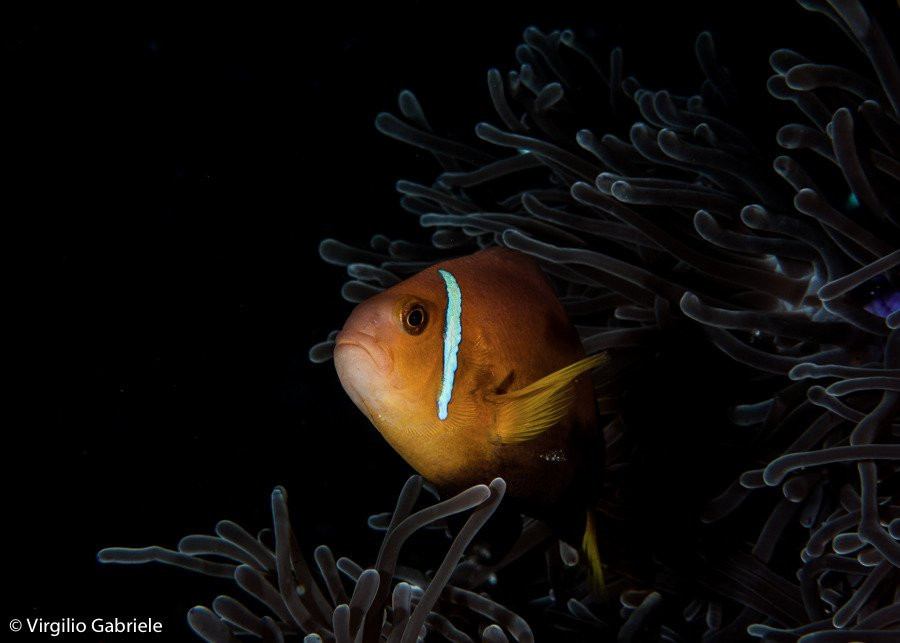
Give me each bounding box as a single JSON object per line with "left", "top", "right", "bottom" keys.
{"left": 333, "top": 272, "right": 444, "bottom": 438}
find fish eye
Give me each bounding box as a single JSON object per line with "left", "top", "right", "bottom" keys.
{"left": 402, "top": 303, "right": 428, "bottom": 335}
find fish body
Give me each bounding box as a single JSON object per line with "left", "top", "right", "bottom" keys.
{"left": 333, "top": 247, "right": 603, "bottom": 519}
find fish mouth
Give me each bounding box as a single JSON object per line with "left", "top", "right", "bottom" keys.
{"left": 333, "top": 329, "right": 392, "bottom": 374}
{"left": 333, "top": 329, "right": 392, "bottom": 424}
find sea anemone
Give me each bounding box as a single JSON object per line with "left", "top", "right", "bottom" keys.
{"left": 99, "top": 476, "right": 539, "bottom": 642}
{"left": 309, "top": 0, "right": 899, "bottom": 639}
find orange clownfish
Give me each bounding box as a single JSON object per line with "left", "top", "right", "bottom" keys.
{"left": 333, "top": 247, "right": 606, "bottom": 588}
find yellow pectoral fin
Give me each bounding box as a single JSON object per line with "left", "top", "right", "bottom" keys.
{"left": 494, "top": 352, "right": 607, "bottom": 444}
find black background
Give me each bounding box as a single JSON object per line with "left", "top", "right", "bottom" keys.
{"left": 3, "top": 2, "right": 859, "bottom": 640}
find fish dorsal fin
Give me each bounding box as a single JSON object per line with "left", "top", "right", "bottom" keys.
{"left": 493, "top": 353, "right": 607, "bottom": 444}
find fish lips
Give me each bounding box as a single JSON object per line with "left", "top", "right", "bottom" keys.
{"left": 334, "top": 329, "right": 392, "bottom": 372}
{"left": 333, "top": 329, "right": 393, "bottom": 417}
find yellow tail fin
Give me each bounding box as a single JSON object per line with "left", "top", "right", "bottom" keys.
{"left": 582, "top": 509, "right": 608, "bottom": 600}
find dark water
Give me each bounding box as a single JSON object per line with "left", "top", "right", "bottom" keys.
{"left": 5, "top": 2, "right": 891, "bottom": 640}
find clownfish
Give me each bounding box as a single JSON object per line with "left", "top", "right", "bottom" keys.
{"left": 333, "top": 247, "right": 606, "bottom": 589}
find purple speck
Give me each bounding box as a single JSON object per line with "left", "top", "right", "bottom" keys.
{"left": 865, "top": 290, "right": 900, "bottom": 318}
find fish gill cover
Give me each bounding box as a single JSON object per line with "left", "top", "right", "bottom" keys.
{"left": 88, "top": 0, "right": 900, "bottom": 641}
